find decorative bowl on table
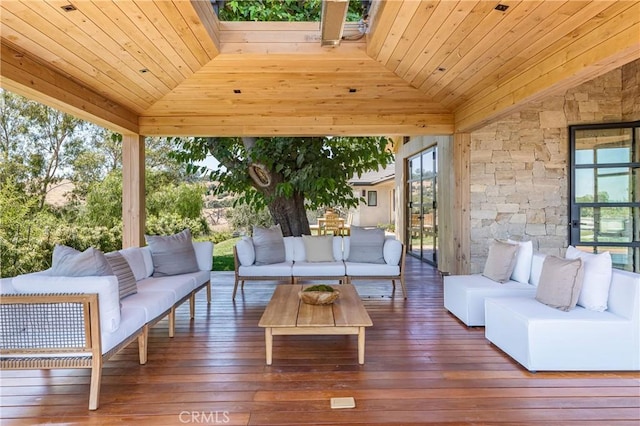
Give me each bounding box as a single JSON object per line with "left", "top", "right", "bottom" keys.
{"left": 299, "top": 285, "right": 340, "bottom": 305}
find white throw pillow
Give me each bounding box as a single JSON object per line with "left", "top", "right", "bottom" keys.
{"left": 235, "top": 237, "right": 255, "bottom": 266}
{"left": 119, "top": 247, "right": 147, "bottom": 281}
{"left": 383, "top": 239, "right": 402, "bottom": 266}
{"left": 565, "top": 246, "right": 612, "bottom": 311}
{"left": 508, "top": 239, "right": 533, "bottom": 284}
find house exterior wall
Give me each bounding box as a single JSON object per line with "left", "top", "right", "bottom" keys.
{"left": 468, "top": 59, "right": 640, "bottom": 273}
{"left": 351, "top": 181, "right": 395, "bottom": 227}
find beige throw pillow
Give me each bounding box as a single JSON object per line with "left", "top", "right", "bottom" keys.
{"left": 535, "top": 256, "right": 584, "bottom": 312}
{"left": 482, "top": 240, "right": 519, "bottom": 283}
{"left": 302, "top": 235, "right": 335, "bottom": 262}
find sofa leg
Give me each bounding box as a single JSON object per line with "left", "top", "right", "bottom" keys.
{"left": 138, "top": 326, "right": 148, "bottom": 365}
{"left": 189, "top": 293, "right": 196, "bottom": 319}
{"left": 169, "top": 307, "right": 176, "bottom": 338}
{"left": 232, "top": 276, "right": 240, "bottom": 300}
{"left": 399, "top": 277, "right": 408, "bottom": 299}
{"left": 88, "top": 357, "right": 103, "bottom": 410}
{"left": 206, "top": 280, "right": 212, "bottom": 304}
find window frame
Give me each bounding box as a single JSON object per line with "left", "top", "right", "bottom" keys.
{"left": 569, "top": 120, "right": 640, "bottom": 271}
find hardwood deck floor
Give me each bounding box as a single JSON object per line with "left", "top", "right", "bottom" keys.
{"left": 1, "top": 256, "right": 639, "bottom": 425}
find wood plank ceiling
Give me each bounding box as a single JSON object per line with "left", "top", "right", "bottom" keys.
{"left": 1, "top": 0, "right": 639, "bottom": 137}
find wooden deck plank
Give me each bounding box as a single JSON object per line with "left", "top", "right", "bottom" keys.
{"left": 1, "top": 256, "right": 638, "bottom": 424}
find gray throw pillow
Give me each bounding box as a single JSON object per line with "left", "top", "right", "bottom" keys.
{"left": 347, "top": 226, "right": 385, "bottom": 264}
{"left": 535, "top": 256, "right": 584, "bottom": 312}
{"left": 105, "top": 251, "right": 138, "bottom": 299}
{"left": 482, "top": 239, "right": 519, "bottom": 283}
{"left": 253, "top": 224, "right": 286, "bottom": 265}
{"left": 50, "top": 245, "right": 113, "bottom": 277}
{"left": 145, "top": 229, "right": 199, "bottom": 277}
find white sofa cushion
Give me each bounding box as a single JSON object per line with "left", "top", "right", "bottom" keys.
{"left": 238, "top": 261, "right": 293, "bottom": 277}
{"left": 12, "top": 273, "right": 121, "bottom": 333}
{"left": 136, "top": 275, "right": 195, "bottom": 303}
{"left": 236, "top": 238, "right": 255, "bottom": 266}
{"left": 292, "top": 261, "right": 345, "bottom": 277}
{"left": 141, "top": 247, "right": 154, "bottom": 278}
{"left": 485, "top": 295, "right": 639, "bottom": 371}
{"left": 288, "top": 236, "right": 306, "bottom": 262}
{"left": 0, "top": 277, "right": 15, "bottom": 294}
{"left": 193, "top": 241, "right": 213, "bottom": 271}
{"left": 383, "top": 239, "right": 402, "bottom": 266}
{"left": 443, "top": 274, "right": 536, "bottom": 326}
{"left": 566, "top": 246, "right": 612, "bottom": 312}
{"left": 119, "top": 247, "right": 148, "bottom": 281}
{"left": 120, "top": 290, "right": 175, "bottom": 322}
{"left": 345, "top": 262, "right": 399, "bottom": 277}
{"left": 508, "top": 239, "right": 533, "bottom": 284}
{"left": 102, "top": 305, "right": 146, "bottom": 354}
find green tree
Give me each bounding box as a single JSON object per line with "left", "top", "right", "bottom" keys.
{"left": 219, "top": 0, "right": 364, "bottom": 22}
{"left": 173, "top": 136, "right": 393, "bottom": 236}
{"left": 0, "top": 89, "right": 86, "bottom": 210}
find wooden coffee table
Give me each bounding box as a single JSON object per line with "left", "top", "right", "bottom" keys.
{"left": 258, "top": 284, "right": 372, "bottom": 365}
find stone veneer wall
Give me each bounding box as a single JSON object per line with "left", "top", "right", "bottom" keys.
{"left": 468, "top": 59, "right": 640, "bottom": 273}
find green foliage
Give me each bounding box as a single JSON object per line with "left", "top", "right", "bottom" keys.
{"left": 219, "top": 0, "right": 364, "bottom": 22}
{"left": 146, "top": 213, "right": 208, "bottom": 237}
{"left": 174, "top": 136, "right": 394, "bottom": 214}
{"left": 225, "top": 199, "right": 274, "bottom": 234}
{"left": 147, "top": 182, "right": 206, "bottom": 219}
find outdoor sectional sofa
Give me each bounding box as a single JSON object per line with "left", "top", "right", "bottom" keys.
{"left": 233, "top": 233, "right": 406, "bottom": 300}
{"left": 444, "top": 241, "right": 640, "bottom": 371}
{"left": 0, "top": 237, "right": 213, "bottom": 410}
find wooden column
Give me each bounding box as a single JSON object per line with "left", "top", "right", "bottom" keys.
{"left": 122, "top": 134, "right": 145, "bottom": 248}
{"left": 452, "top": 133, "right": 470, "bottom": 275}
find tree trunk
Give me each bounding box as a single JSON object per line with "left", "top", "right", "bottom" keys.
{"left": 268, "top": 192, "right": 310, "bottom": 237}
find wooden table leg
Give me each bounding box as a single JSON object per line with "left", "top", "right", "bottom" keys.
{"left": 358, "top": 326, "right": 365, "bottom": 364}
{"left": 265, "top": 328, "right": 273, "bottom": 365}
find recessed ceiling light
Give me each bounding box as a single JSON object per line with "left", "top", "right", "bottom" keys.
{"left": 139, "top": 68, "right": 149, "bottom": 74}
{"left": 61, "top": 4, "right": 77, "bottom": 12}
{"left": 495, "top": 4, "right": 509, "bottom": 12}
{"left": 233, "top": 89, "right": 242, "bottom": 94}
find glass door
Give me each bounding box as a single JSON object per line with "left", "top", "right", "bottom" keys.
{"left": 406, "top": 147, "right": 438, "bottom": 265}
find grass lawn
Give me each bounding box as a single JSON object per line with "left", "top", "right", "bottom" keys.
{"left": 213, "top": 237, "right": 240, "bottom": 271}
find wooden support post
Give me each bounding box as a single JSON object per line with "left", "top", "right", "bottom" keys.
{"left": 122, "top": 134, "right": 145, "bottom": 249}
{"left": 452, "top": 133, "right": 470, "bottom": 275}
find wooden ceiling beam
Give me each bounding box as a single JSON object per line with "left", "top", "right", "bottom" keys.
{"left": 454, "top": 4, "right": 640, "bottom": 132}
{"left": 0, "top": 43, "right": 139, "bottom": 134}
{"left": 139, "top": 113, "right": 454, "bottom": 137}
